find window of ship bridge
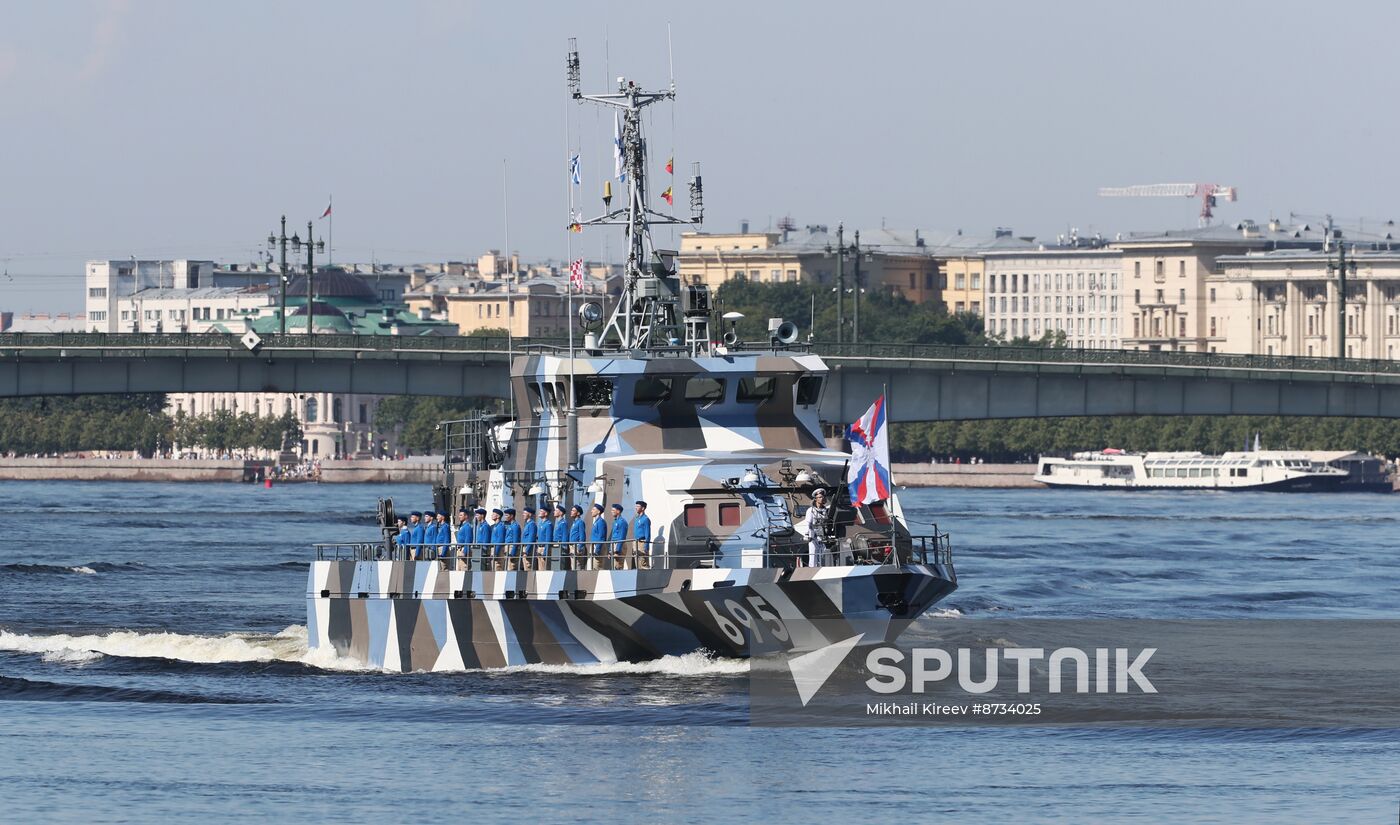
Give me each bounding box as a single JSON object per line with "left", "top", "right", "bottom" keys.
{"left": 684, "top": 377, "right": 726, "bottom": 407}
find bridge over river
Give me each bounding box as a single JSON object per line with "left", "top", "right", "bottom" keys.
{"left": 4, "top": 332, "right": 1400, "bottom": 423}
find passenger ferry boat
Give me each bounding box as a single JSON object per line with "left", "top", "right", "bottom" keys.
{"left": 1035, "top": 449, "right": 1352, "bottom": 491}
{"left": 305, "top": 46, "right": 956, "bottom": 671}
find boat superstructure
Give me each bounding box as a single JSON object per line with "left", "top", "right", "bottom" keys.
{"left": 305, "top": 44, "right": 956, "bottom": 671}
{"left": 1035, "top": 449, "right": 1355, "bottom": 491}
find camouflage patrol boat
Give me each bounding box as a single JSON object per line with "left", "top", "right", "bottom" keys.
{"left": 306, "top": 44, "right": 957, "bottom": 671}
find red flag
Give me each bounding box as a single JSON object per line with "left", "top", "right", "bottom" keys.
{"left": 320, "top": 203, "right": 332, "bottom": 219}
{"left": 660, "top": 186, "right": 673, "bottom": 205}
{"left": 569, "top": 259, "right": 584, "bottom": 290}
{"left": 665, "top": 157, "right": 673, "bottom": 175}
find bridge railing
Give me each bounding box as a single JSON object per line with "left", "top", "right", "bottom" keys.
{"left": 817, "top": 341, "right": 1400, "bottom": 375}
{"left": 6, "top": 331, "right": 1400, "bottom": 376}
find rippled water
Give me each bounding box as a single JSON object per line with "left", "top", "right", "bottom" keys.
{"left": 1, "top": 480, "right": 1397, "bottom": 822}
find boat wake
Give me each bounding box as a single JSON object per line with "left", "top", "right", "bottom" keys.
{"left": 0, "top": 624, "right": 755, "bottom": 678}
{"left": 0, "top": 625, "right": 370, "bottom": 672}
{"left": 495, "top": 651, "right": 749, "bottom": 678}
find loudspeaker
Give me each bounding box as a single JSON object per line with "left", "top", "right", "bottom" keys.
{"left": 722, "top": 330, "right": 739, "bottom": 346}
{"left": 772, "top": 321, "right": 799, "bottom": 345}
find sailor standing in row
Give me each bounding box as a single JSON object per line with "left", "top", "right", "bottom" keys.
{"left": 408, "top": 511, "right": 426, "bottom": 560}
{"left": 454, "top": 507, "right": 474, "bottom": 570}
{"left": 394, "top": 514, "right": 411, "bottom": 559}
{"left": 567, "top": 505, "right": 586, "bottom": 570}
{"left": 535, "top": 507, "right": 554, "bottom": 571}
{"left": 633, "top": 501, "right": 651, "bottom": 569}
{"left": 588, "top": 503, "right": 608, "bottom": 569}
{"left": 553, "top": 504, "right": 570, "bottom": 570}
{"left": 487, "top": 509, "right": 505, "bottom": 570}
{"left": 608, "top": 503, "right": 629, "bottom": 569}
{"left": 519, "top": 505, "right": 537, "bottom": 570}
{"left": 502, "top": 508, "right": 521, "bottom": 569}
{"left": 472, "top": 508, "right": 491, "bottom": 569}
{"left": 432, "top": 511, "right": 450, "bottom": 558}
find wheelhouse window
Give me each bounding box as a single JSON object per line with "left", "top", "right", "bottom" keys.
{"left": 684, "top": 377, "right": 726, "bottom": 406}
{"left": 718, "top": 503, "right": 740, "bottom": 527}
{"left": 684, "top": 503, "right": 707, "bottom": 527}
{"left": 574, "top": 377, "right": 613, "bottom": 408}
{"left": 526, "top": 383, "right": 545, "bottom": 414}
{"left": 795, "top": 376, "right": 823, "bottom": 406}
{"left": 737, "top": 376, "right": 777, "bottom": 403}
{"left": 633, "top": 376, "right": 674, "bottom": 406}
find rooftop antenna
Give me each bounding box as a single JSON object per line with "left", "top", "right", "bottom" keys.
{"left": 568, "top": 38, "right": 704, "bottom": 352}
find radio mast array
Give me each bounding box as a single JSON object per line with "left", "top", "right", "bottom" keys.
{"left": 567, "top": 39, "right": 704, "bottom": 352}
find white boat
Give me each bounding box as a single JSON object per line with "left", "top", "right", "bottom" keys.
{"left": 1034, "top": 449, "right": 1352, "bottom": 491}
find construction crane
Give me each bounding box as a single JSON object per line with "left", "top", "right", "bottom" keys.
{"left": 1098, "top": 183, "right": 1238, "bottom": 226}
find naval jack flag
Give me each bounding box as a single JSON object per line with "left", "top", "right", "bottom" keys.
{"left": 847, "top": 395, "right": 891, "bottom": 504}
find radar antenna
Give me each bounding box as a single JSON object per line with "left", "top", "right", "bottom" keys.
{"left": 567, "top": 40, "right": 705, "bottom": 352}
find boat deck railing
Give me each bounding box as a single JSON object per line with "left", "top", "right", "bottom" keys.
{"left": 312, "top": 531, "right": 952, "bottom": 571}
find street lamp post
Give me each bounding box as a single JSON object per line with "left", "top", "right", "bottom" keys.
{"left": 289, "top": 221, "right": 326, "bottom": 345}
{"left": 852, "top": 229, "right": 862, "bottom": 344}
{"left": 267, "top": 215, "right": 292, "bottom": 335}
{"left": 825, "top": 224, "right": 848, "bottom": 344}
{"left": 1327, "top": 229, "right": 1357, "bottom": 358}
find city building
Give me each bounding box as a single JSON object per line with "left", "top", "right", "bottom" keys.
{"left": 114, "top": 286, "right": 272, "bottom": 333}
{"left": 1115, "top": 220, "right": 1332, "bottom": 352}
{"left": 679, "top": 223, "right": 1027, "bottom": 323}
{"left": 405, "top": 264, "right": 621, "bottom": 338}
{"left": 1211, "top": 247, "right": 1400, "bottom": 359}
{"left": 0, "top": 312, "right": 87, "bottom": 332}
{"left": 930, "top": 229, "right": 1036, "bottom": 315}
{"left": 164, "top": 268, "right": 458, "bottom": 459}
{"left": 85, "top": 258, "right": 461, "bottom": 332}
{"left": 983, "top": 237, "right": 1123, "bottom": 348}
{"left": 85, "top": 260, "right": 215, "bottom": 332}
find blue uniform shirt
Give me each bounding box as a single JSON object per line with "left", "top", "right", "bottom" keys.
{"left": 589, "top": 516, "right": 608, "bottom": 553}
{"left": 396, "top": 526, "right": 411, "bottom": 550}
{"left": 555, "top": 518, "right": 570, "bottom": 544}
{"left": 409, "top": 522, "right": 426, "bottom": 552}
{"left": 474, "top": 520, "right": 492, "bottom": 546}
{"left": 503, "top": 522, "right": 521, "bottom": 555}
{"left": 521, "top": 519, "right": 537, "bottom": 549}
{"left": 430, "top": 522, "right": 447, "bottom": 548}
{"left": 609, "top": 516, "right": 628, "bottom": 543}
{"left": 491, "top": 521, "right": 506, "bottom": 545}
{"left": 537, "top": 519, "right": 553, "bottom": 545}
{"left": 455, "top": 522, "right": 473, "bottom": 545}
{"left": 568, "top": 518, "right": 586, "bottom": 544}
{"left": 634, "top": 513, "right": 652, "bottom": 543}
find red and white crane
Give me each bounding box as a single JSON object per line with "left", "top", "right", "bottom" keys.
{"left": 1098, "top": 182, "right": 1238, "bottom": 225}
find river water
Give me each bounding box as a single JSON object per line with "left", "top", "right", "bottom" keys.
{"left": 1, "top": 480, "right": 1397, "bottom": 822}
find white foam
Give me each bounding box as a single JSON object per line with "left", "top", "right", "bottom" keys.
{"left": 0, "top": 624, "right": 372, "bottom": 671}
{"left": 67, "top": 566, "right": 97, "bottom": 576}
{"left": 495, "top": 650, "right": 749, "bottom": 678}
{"left": 926, "top": 607, "right": 964, "bottom": 619}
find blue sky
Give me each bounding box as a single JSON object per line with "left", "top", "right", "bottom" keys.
{"left": 3, "top": 0, "right": 1398, "bottom": 311}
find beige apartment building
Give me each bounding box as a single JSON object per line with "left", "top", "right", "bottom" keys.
{"left": 679, "top": 224, "right": 1029, "bottom": 318}
{"left": 983, "top": 241, "right": 1123, "bottom": 348}
{"left": 1209, "top": 248, "right": 1400, "bottom": 359}
{"left": 1116, "top": 220, "right": 1331, "bottom": 352}
{"left": 406, "top": 266, "right": 620, "bottom": 338}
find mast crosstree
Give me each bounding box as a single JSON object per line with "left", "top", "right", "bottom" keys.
{"left": 567, "top": 39, "right": 705, "bottom": 352}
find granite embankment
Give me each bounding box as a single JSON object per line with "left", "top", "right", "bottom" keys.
{"left": 0, "top": 458, "right": 1040, "bottom": 487}
{"left": 890, "top": 462, "right": 1042, "bottom": 488}
{"left": 0, "top": 458, "right": 441, "bottom": 483}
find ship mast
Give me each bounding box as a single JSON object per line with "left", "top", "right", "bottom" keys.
{"left": 568, "top": 39, "right": 705, "bottom": 352}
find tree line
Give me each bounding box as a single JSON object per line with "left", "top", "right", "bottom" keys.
{"left": 0, "top": 395, "right": 301, "bottom": 457}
